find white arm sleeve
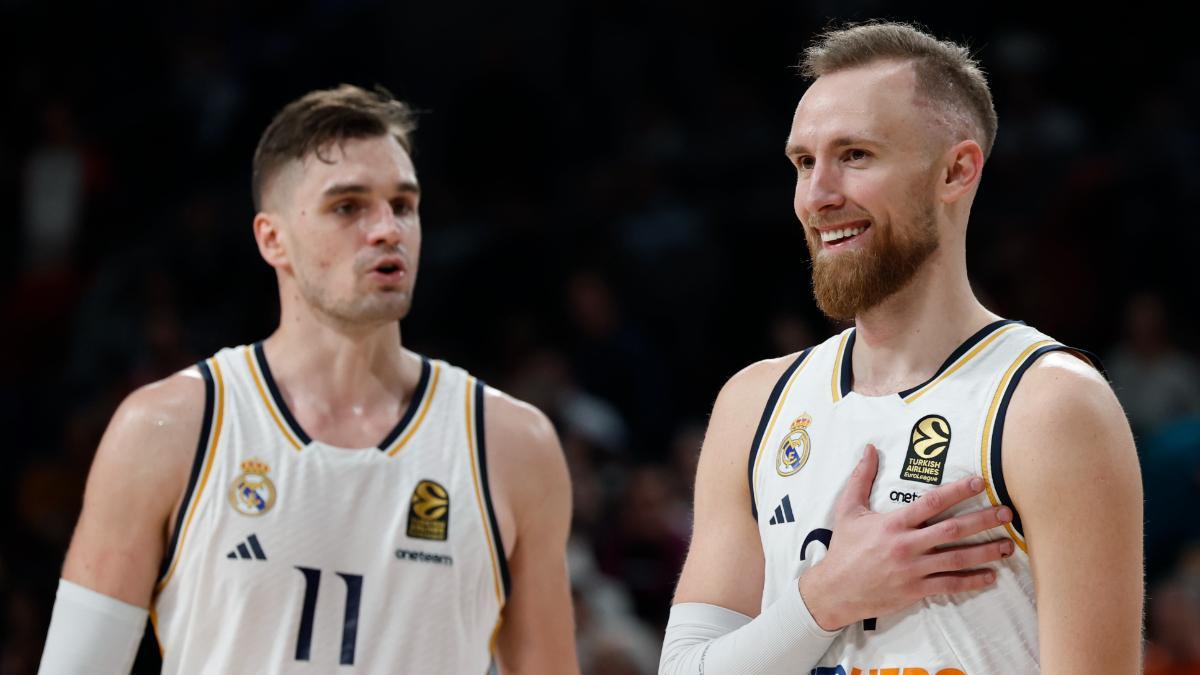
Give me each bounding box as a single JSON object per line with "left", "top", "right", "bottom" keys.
{"left": 38, "top": 579, "right": 148, "bottom": 675}
{"left": 659, "top": 582, "right": 841, "bottom": 675}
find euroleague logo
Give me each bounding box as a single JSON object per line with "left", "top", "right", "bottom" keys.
{"left": 900, "top": 414, "right": 952, "bottom": 485}
{"left": 406, "top": 479, "right": 450, "bottom": 541}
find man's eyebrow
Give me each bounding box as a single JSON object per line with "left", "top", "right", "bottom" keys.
{"left": 322, "top": 181, "right": 421, "bottom": 197}
{"left": 785, "top": 135, "right": 880, "bottom": 156}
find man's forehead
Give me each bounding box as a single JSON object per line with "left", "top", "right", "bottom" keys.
{"left": 789, "top": 62, "right": 921, "bottom": 147}
{"left": 297, "top": 135, "right": 417, "bottom": 189}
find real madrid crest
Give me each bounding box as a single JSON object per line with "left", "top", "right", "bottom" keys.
{"left": 776, "top": 413, "right": 813, "bottom": 477}
{"left": 229, "top": 458, "right": 277, "bottom": 516}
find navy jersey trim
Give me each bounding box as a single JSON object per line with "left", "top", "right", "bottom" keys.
{"left": 748, "top": 348, "right": 813, "bottom": 520}
{"left": 253, "top": 341, "right": 313, "bottom": 446}
{"left": 990, "top": 343, "right": 1097, "bottom": 537}
{"left": 474, "top": 380, "right": 512, "bottom": 599}
{"left": 897, "top": 319, "right": 1024, "bottom": 399}
{"left": 376, "top": 357, "right": 433, "bottom": 451}
{"left": 838, "top": 330, "right": 856, "bottom": 399}
{"left": 157, "top": 360, "right": 216, "bottom": 583}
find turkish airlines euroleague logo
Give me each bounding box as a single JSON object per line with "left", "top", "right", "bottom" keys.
{"left": 900, "top": 414, "right": 951, "bottom": 485}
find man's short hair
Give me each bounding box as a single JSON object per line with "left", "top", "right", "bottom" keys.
{"left": 251, "top": 84, "right": 416, "bottom": 210}
{"left": 800, "top": 21, "right": 998, "bottom": 161}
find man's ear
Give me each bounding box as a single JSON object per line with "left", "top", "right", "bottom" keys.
{"left": 253, "top": 211, "right": 289, "bottom": 270}
{"left": 939, "top": 139, "right": 984, "bottom": 205}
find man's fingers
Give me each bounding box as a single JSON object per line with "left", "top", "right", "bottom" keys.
{"left": 918, "top": 568, "right": 998, "bottom": 596}
{"left": 917, "top": 539, "right": 1015, "bottom": 576}
{"left": 834, "top": 445, "right": 879, "bottom": 517}
{"left": 897, "top": 475, "right": 987, "bottom": 527}
{"left": 909, "top": 505, "right": 1014, "bottom": 550}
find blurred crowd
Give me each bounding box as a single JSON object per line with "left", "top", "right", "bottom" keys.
{"left": 2, "top": 1, "right": 1198, "bottom": 673}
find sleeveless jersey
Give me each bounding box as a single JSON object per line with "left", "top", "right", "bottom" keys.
{"left": 151, "top": 343, "right": 509, "bottom": 674}
{"left": 749, "top": 320, "right": 1096, "bottom": 675}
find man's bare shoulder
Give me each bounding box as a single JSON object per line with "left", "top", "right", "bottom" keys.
{"left": 1009, "top": 351, "right": 1120, "bottom": 431}
{"left": 704, "top": 352, "right": 812, "bottom": 460}
{"left": 720, "top": 353, "right": 806, "bottom": 406}
{"left": 481, "top": 386, "right": 562, "bottom": 471}
{"left": 97, "top": 367, "right": 210, "bottom": 477}
{"left": 1004, "top": 350, "right": 1136, "bottom": 489}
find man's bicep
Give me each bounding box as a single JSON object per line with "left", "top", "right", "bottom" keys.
{"left": 486, "top": 392, "right": 579, "bottom": 674}
{"left": 672, "top": 363, "right": 781, "bottom": 617}
{"left": 62, "top": 371, "right": 206, "bottom": 607}
{"left": 1004, "top": 354, "right": 1143, "bottom": 675}
{"left": 494, "top": 481, "right": 576, "bottom": 674}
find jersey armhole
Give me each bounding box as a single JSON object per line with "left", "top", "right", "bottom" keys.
{"left": 472, "top": 380, "right": 512, "bottom": 600}
{"left": 156, "top": 360, "right": 220, "bottom": 586}
{"left": 989, "top": 344, "right": 1104, "bottom": 542}
{"left": 747, "top": 348, "right": 813, "bottom": 520}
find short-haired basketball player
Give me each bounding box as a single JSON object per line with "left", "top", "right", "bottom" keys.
{"left": 660, "top": 22, "right": 1143, "bottom": 674}
{"left": 40, "top": 85, "right": 578, "bottom": 674}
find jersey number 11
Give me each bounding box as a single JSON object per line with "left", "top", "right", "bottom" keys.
{"left": 294, "top": 566, "right": 364, "bottom": 666}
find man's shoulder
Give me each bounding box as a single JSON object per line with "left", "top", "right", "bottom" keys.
{"left": 1014, "top": 349, "right": 1114, "bottom": 419}
{"left": 1004, "top": 348, "right": 1134, "bottom": 476}
{"left": 111, "top": 367, "right": 210, "bottom": 445}
{"left": 480, "top": 385, "right": 559, "bottom": 460}
{"left": 717, "top": 347, "right": 822, "bottom": 418}
{"left": 87, "top": 366, "right": 210, "bottom": 508}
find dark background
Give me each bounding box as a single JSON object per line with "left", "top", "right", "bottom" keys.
{"left": 3, "top": 1, "right": 1199, "bottom": 672}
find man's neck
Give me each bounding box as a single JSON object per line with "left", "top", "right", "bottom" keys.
{"left": 261, "top": 299, "right": 422, "bottom": 447}
{"left": 850, "top": 253, "right": 998, "bottom": 396}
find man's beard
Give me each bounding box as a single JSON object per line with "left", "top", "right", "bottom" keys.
{"left": 806, "top": 202, "right": 939, "bottom": 321}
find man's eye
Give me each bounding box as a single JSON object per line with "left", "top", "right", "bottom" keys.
{"left": 334, "top": 202, "right": 359, "bottom": 216}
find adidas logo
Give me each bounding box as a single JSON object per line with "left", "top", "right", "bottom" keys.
{"left": 226, "top": 534, "right": 267, "bottom": 560}
{"left": 768, "top": 495, "right": 795, "bottom": 525}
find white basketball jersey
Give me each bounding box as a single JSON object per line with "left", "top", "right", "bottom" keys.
{"left": 151, "top": 344, "right": 509, "bottom": 674}
{"left": 750, "top": 320, "right": 1096, "bottom": 675}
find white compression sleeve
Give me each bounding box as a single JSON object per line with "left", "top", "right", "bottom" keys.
{"left": 38, "top": 579, "right": 148, "bottom": 675}
{"left": 659, "top": 582, "right": 841, "bottom": 675}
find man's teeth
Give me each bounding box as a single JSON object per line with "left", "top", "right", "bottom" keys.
{"left": 820, "top": 225, "right": 867, "bottom": 243}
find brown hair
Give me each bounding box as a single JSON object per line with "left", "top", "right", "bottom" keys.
{"left": 800, "top": 21, "right": 997, "bottom": 160}
{"left": 251, "top": 84, "right": 417, "bottom": 210}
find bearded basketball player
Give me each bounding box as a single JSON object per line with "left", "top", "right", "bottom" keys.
{"left": 659, "top": 22, "right": 1143, "bottom": 675}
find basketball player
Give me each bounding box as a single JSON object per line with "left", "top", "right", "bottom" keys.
{"left": 39, "top": 85, "right": 578, "bottom": 674}
{"left": 660, "top": 22, "right": 1143, "bottom": 674}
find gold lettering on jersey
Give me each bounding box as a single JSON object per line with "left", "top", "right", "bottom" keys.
{"left": 407, "top": 480, "right": 449, "bottom": 541}
{"left": 900, "top": 415, "right": 952, "bottom": 485}
{"left": 229, "top": 459, "right": 277, "bottom": 516}
{"left": 776, "top": 414, "right": 813, "bottom": 477}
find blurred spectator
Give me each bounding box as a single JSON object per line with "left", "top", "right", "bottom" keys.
{"left": 1108, "top": 292, "right": 1200, "bottom": 439}
{"left": 1145, "top": 544, "right": 1200, "bottom": 675}
{"left": 22, "top": 102, "right": 85, "bottom": 271}
{"left": 570, "top": 539, "right": 660, "bottom": 675}
{"left": 594, "top": 464, "right": 690, "bottom": 629}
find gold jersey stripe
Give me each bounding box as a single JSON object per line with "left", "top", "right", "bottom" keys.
{"left": 904, "top": 323, "right": 1022, "bottom": 404}
{"left": 385, "top": 364, "right": 441, "bottom": 457}
{"left": 831, "top": 330, "right": 851, "bottom": 403}
{"left": 979, "top": 339, "right": 1056, "bottom": 554}
{"left": 752, "top": 349, "right": 818, "bottom": 503}
{"left": 156, "top": 358, "right": 227, "bottom": 593}
{"left": 243, "top": 347, "right": 303, "bottom": 452}
{"left": 465, "top": 378, "right": 506, "bottom": 610}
